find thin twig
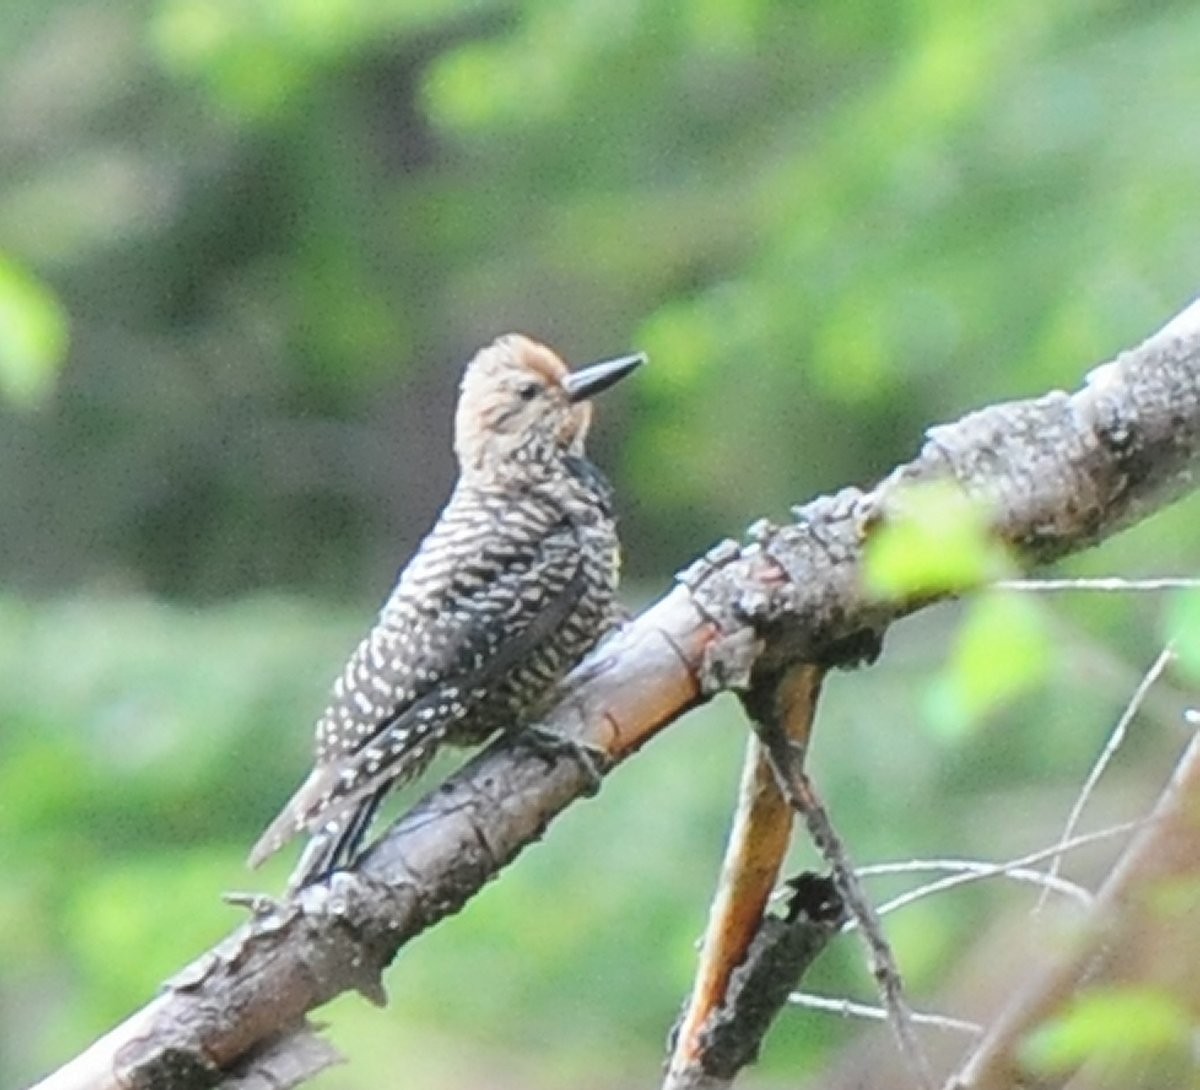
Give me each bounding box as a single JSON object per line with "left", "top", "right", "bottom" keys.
{"left": 866, "top": 822, "right": 1143, "bottom": 923}
{"left": 995, "top": 577, "right": 1200, "bottom": 592}
{"left": 758, "top": 731, "right": 936, "bottom": 1090}
{"left": 948, "top": 731, "right": 1200, "bottom": 1090}
{"left": 789, "top": 992, "right": 983, "bottom": 1037}
{"left": 1033, "top": 646, "right": 1174, "bottom": 913}
{"left": 859, "top": 861, "right": 1090, "bottom": 909}
{"left": 770, "top": 822, "right": 1143, "bottom": 914}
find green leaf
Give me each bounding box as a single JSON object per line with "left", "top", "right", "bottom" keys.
{"left": 923, "top": 593, "right": 1051, "bottom": 737}
{"left": 810, "top": 291, "right": 890, "bottom": 402}
{"left": 1166, "top": 589, "right": 1200, "bottom": 684}
{"left": 65, "top": 852, "right": 238, "bottom": 1018}
{"left": 866, "top": 480, "right": 1011, "bottom": 599}
{"left": 0, "top": 254, "right": 68, "bottom": 408}
{"left": 1022, "top": 986, "right": 1192, "bottom": 1075}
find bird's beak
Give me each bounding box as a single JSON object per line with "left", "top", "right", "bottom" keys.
{"left": 563, "top": 352, "right": 646, "bottom": 403}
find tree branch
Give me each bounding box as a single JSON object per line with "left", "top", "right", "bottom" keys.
{"left": 946, "top": 727, "right": 1200, "bottom": 1090}
{"left": 664, "top": 666, "right": 826, "bottom": 1090}
{"left": 666, "top": 873, "right": 846, "bottom": 1090}
{"left": 754, "top": 717, "right": 935, "bottom": 1089}
{"left": 34, "top": 295, "right": 1200, "bottom": 1090}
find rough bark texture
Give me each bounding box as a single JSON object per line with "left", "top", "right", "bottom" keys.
{"left": 32, "top": 297, "right": 1200, "bottom": 1090}
{"left": 666, "top": 874, "right": 846, "bottom": 1090}
{"left": 665, "top": 666, "right": 826, "bottom": 1090}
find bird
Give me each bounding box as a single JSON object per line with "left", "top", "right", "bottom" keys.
{"left": 248, "top": 333, "right": 644, "bottom": 890}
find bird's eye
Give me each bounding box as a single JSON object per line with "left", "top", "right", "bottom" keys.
{"left": 518, "top": 382, "right": 541, "bottom": 401}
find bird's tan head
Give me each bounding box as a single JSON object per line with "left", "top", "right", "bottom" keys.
{"left": 455, "top": 334, "right": 643, "bottom": 475}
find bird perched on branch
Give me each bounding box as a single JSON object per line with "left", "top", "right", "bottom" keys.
{"left": 248, "top": 334, "right": 644, "bottom": 890}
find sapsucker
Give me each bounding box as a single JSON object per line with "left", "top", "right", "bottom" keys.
{"left": 248, "top": 334, "right": 643, "bottom": 888}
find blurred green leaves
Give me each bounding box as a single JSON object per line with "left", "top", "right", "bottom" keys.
{"left": 0, "top": 253, "right": 67, "bottom": 408}
{"left": 0, "top": 595, "right": 349, "bottom": 849}
{"left": 65, "top": 852, "right": 237, "bottom": 1021}
{"left": 865, "top": 484, "right": 1051, "bottom": 736}
{"left": 5, "top": 0, "right": 1200, "bottom": 590}
{"left": 924, "top": 593, "right": 1051, "bottom": 738}
{"left": 866, "top": 481, "right": 1011, "bottom": 598}
{"left": 0, "top": 593, "right": 349, "bottom": 1070}
{"left": 150, "top": 0, "right": 467, "bottom": 119}
{"left": 1022, "top": 986, "right": 1193, "bottom": 1079}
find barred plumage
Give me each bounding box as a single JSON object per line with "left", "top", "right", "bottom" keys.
{"left": 248, "top": 334, "right": 643, "bottom": 889}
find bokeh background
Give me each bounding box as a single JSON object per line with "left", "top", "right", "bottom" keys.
{"left": 3, "top": 1, "right": 1200, "bottom": 1087}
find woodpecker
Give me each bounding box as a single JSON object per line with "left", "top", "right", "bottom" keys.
{"left": 248, "top": 334, "right": 643, "bottom": 889}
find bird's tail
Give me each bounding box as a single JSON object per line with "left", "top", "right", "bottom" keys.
{"left": 249, "top": 711, "right": 452, "bottom": 877}
{"left": 283, "top": 788, "right": 387, "bottom": 892}
{"left": 246, "top": 768, "right": 330, "bottom": 870}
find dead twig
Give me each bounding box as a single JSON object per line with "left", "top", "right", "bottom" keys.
{"left": 947, "top": 730, "right": 1200, "bottom": 1090}
{"left": 664, "top": 666, "right": 825, "bottom": 1090}
{"left": 1033, "top": 645, "right": 1175, "bottom": 913}
{"left": 755, "top": 715, "right": 936, "bottom": 1090}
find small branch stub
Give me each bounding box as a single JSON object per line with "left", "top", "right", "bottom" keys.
{"left": 668, "top": 875, "right": 845, "bottom": 1090}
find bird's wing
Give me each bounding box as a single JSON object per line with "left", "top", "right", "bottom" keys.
{"left": 247, "top": 519, "right": 588, "bottom": 869}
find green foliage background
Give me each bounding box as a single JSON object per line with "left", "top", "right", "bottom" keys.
{"left": 2, "top": 0, "right": 1199, "bottom": 1086}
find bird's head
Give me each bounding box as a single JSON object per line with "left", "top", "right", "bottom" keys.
{"left": 454, "top": 334, "right": 643, "bottom": 475}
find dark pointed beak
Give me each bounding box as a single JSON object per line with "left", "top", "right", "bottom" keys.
{"left": 563, "top": 352, "right": 646, "bottom": 403}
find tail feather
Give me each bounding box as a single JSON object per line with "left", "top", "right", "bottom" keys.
{"left": 247, "top": 768, "right": 330, "bottom": 870}
{"left": 283, "top": 787, "right": 387, "bottom": 892}
{"left": 249, "top": 714, "right": 451, "bottom": 876}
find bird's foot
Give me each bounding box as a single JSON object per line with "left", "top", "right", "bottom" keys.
{"left": 521, "top": 725, "right": 610, "bottom": 794}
